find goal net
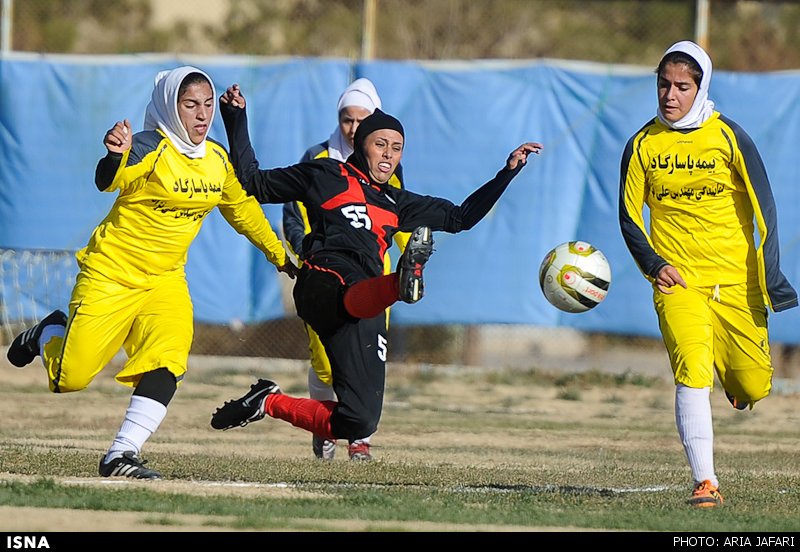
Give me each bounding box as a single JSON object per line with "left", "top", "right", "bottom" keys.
{"left": 0, "top": 249, "right": 78, "bottom": 345}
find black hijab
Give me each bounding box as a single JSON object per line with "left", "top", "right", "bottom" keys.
{"left": 346, "top": 109, "right": 405, "bottom": 185}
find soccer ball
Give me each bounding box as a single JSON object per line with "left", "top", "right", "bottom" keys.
{"left": 538, "top": 241, "right": 611, "bottom": 313}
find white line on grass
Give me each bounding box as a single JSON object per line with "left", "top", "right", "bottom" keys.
{"left": 61, "top": 478, "right": 676, "bottom": 495}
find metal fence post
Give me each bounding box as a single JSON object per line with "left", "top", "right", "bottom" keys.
{"left": 695, "top": 0, "right": 710, "bottom": 51}
{"left": 1, "top": 0, "right": 12, "bottom": 54}
{"left": 361, "top": 0, "right": 376, "bottom": 61}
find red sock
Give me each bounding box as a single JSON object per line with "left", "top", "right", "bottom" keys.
{"left": 343, "top": 273, "right": 400, "bottom": 319}
{"left": 265, "top": 394, "right": 336, "bottom": 440}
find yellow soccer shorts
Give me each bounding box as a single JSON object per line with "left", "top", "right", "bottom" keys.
{"left": 305, "top": 322, "right": 333, "bottom": 385}
{"left": 653, "top": 281, "right": 772, "bottom": 406}
{"left": 42, "top": 269, "right": 193, "bottom": 393}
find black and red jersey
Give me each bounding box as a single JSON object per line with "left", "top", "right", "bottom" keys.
{"left": 222, "top": 103, "right": 524, "bottom": 279}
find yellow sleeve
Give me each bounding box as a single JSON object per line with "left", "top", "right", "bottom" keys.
{"left": 218, "top": 171, "right": 288, "bottom": 268}
{"left": 389, "top": 173, "right": 410, "bottom": 253}
{"left": 619, "top": 131, "right": 661, "bottom": 282}
{"left": 393, "top": 231, "right": 410, "bottom": 253}
{"left": 106, "top": 149, "right": 160, "bottom": 195}
{"left": 621, "top": 149, "right": 651, "bottom": 247}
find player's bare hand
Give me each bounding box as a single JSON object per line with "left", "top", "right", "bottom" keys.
{"left": 277, "top": 261, "right": 298, "bottom": 279}
{"left": 103, "top": 119, "right": 132, "bottom": 154}
{"left": 506, "top": 142, "right": 543, "bottom": 170}
{"left": 220, "top": 84, "right": 246, "bottom": 109}
{"left": 656, "top": 265, "right": 687, "bottom": 294}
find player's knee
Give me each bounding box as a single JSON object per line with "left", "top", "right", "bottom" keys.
{"left": 48, "top": 353, "right": 100, "bottom": 393}
{"left": 50, "top": 377, "right": 91, "bottom": 393}
{"left": 48, "top": 361, "right": 93, "bottom": 393}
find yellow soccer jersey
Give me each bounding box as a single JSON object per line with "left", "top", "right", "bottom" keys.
{"left": 620, "top": 112, "right": 797, "bottom": 312}
{"left": 81, "top": 130, "right": 286, "bottom": 288}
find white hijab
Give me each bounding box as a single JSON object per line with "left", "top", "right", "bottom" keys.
{"left": 327, "top": 78, "right": 382, "bottom": 161}
{"left": 656, "top": 40, "right": 715, "bottom": 130}
{"left": 143, "top": 66, "right": 215, "bottom": 159}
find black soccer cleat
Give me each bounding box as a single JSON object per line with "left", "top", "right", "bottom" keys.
{"left": 211, "top": 379, "right": 282, "bottom": 430}
{"left": 99, "top": 451, "right": 163, "bottom": 480}
{"left": 6, "top": 310, "right": 68, "bottom": 368}
{"left": 397, "top": 226, "right": 434, "bottom": 304}
{"left": 725, "top": 391, "right": 748, "bottom": 411}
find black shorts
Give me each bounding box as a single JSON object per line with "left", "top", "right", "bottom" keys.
{"left": 292, "top": 251, "right": 388, "bottom": 440}
{"left": 293, "top": 252, "right": 361, "bottom": 339}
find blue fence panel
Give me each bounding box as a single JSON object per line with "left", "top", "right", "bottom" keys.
{"left": 1, "top": 54, "right": 798, "bottom": 341}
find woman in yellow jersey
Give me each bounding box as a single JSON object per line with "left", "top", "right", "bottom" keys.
{"left": 282, "top": 78, "right": 408, "bottom": 461}
{"left": 6, "top": 66, "right": 294, "bottom": 479}
{"left": 619, "top": 41, "right": 797, "bottom": 507}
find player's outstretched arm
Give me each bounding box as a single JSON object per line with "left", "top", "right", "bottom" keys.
{"left": 506, "top": 142, "right": 543, "bottom": 170}
{"left": 454, "top": 140, "right": 544, "bottom": 231}
{"left": 219, "top": 84, "right": 264, "bottom": 191}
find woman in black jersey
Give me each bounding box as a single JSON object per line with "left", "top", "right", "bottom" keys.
{"left": 211, "top": 84, "right": 542, "bottom": 445}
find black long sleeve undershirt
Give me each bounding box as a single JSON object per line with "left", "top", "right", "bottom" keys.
{"left": 221, "top": 100, "right": 527, "bottom": 237}
{"left": 220, "top": 102, "right": 260, "bottom": 193}
{"left": 455, "top": 164, "right": 523, "bottom": 232}
{"left": 95, "top": 151, "right": 123, "bottom": 191}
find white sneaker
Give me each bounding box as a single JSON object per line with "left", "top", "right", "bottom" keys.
{"left": 313, "top": 435, "right": 336, "bottom": 460}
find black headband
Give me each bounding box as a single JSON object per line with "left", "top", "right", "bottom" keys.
{"left": 353, "top": 109, "right": 405, "bottom": 148}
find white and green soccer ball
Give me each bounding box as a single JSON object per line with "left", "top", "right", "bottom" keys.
{"left": 538, "top": 241, "right": 611, "bottom": 313}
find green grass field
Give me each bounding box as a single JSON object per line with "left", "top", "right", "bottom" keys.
{"left": 0, "top": 353, "right": 798, "bottom": 534}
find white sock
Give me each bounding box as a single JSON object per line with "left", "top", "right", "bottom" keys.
{"left": 308, "top": 367, "right": 336, "bottom": 402}
{"left": 38, "top": 324, "right": 65, "bottom": 357}
{"left": 675, "top": 384, "right": 717, "bottom": 487}
{"left": 104, "top": 395, "right": 167, "bottom": 463}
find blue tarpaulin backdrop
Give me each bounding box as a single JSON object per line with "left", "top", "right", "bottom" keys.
{"left": 1, "top": 54, "right": 799, "bottom": 342}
